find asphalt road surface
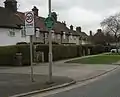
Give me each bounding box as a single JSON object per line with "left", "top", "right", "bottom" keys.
{"left": 43, "top": 68, "right": 120, "bottom": 97}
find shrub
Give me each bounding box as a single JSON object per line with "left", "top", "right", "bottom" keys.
{"left": 104, "top": 46, "right": 111, "bottom": 52}
{"left": 52, "top": 45, "right": 78, "bottom": 61}
{"left": 16, "top": 42, "right": 28, "bottom": 45}
{"left": 0, "top": 46, "right": 17, "bottom": 65}
{"left": 36, "top": 45, "right": 82, "bottom": 62}
{"left": 16, "top": 44, "right": 31, "bottom": 65}
{"left": 90, "top": 44, "right": 105, "bottom": 55}
{"left": 0, "top": 44, "right": 110, "bottom": 66}
{"left": 0, "top": 45, "right": 31, "bottom": 66}
{"left": 33, "top": 42, "right": 44, "bottom": 45}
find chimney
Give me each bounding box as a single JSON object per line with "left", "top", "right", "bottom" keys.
{"left": 32, "top": 6, "right": 39, "bottom": 16}
{"left": 76, "top": 27, "right": 81, "bottom": 32}
{"left": 51, "top": 12, "right": 57, "bottom": 22}
{"left": 4, "top": 0, "right": 17, "bottom": 12}
{"left": 62, "top": 21, "right": 66, "bottom": 26}
{"left": 90, "top": 30, "right": 92, "bottom": 36}
{"left": 97, "top": 29, "right": 102, "bottom": 33}
{"left": 70, "top": 25, "right": 73, "bottom": 30}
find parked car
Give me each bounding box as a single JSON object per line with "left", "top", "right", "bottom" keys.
{"left": 110, "top": 48, "right": 120, "bottom": 53}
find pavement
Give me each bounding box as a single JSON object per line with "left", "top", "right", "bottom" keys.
{"left": 0, "top": 73, "right": 74, "bottom": 97}
{"left": 0, "top": 54, "right": 119, "bottom": 97}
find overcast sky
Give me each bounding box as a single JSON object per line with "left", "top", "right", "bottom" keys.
{"left": 1, "top": 0, "right": 120, "bottom": 34}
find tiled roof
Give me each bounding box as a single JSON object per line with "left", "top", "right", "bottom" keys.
{"left": 53, "top": 21, "right": 70, "bottom": 34}
{"left": 80, "top": 32, "right": 88, "bottom": 37}
{"left": 16, "top": 12, "right": 72, "bottom": 34}
{"left": 0, "top": 7, "right": 22, "bottom": 29}
{"left": 70, "top": 30, "right": 80, "bottom": 36}
{"left": 0, "top": 6, "right": 88, "bottom": 38}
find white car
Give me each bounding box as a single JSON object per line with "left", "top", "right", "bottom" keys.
{"left": 111, "top": 48, "right": 120, "bottom": 53}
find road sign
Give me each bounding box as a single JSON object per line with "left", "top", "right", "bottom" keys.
{"left": 25, "top": 11, "right": 35, "bottom": 36}
{"left": 45, "top": 16, "right": 54, "bottom": 29}
{"left": 25, "top": 11, "right": 35, "bottom": 82}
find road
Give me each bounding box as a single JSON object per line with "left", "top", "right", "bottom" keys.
{"left": 33, "top": 68, "right": 120, "bottom": 97}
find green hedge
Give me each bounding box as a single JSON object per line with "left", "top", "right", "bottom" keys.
{"left": 0, "top": 46, "right": 17, "bottom": 65}
{"left": 0, "top": 44, "right": 111, "bottom": 66}
{"left": 16, "top": 45, "right": 31, "bottom": 65}
{"left": 0, "top": 45, "right": 31, "bottom": 66}
{"left": 36, "top": 44, "right": 110, "bottom": 62}
{"left": 36, "top": 45, "right": 84, "bottom": 62}
{"left": 90, "top": 45, "right": 105, "bottom": 55}
{"left": 52, "top": 45, "right": 78, "bottom": 61}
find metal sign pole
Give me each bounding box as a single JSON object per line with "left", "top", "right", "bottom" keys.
{"left": 30, "top": 35, "right": 34, "bottom": 82}
{"left": 25, "top": 11, "right": 35, "bottom": 82}
{"left": 48, "top": 0, "right": 53, "bottom": 83}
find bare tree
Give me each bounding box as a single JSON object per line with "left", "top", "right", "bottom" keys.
{"left": 101, "top": 13, "right": 120, "bottom": 51}
{"left": 105, "top": 32, "right": 115, "bottom": 44}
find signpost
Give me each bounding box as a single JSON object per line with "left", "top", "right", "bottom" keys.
{"left": 25, "top": 11, "right": 34, "bottom": 82}
{"left": 45, "top": 16, "right": 54, "bottom": 29}
{"left": 25, "top": 11, "right": 35, "bottom": 36}
{"left": 44, "top": 0, "right": 55, "bottom": 83}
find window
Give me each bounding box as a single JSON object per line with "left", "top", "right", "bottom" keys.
{"left": 74, "top": 36, "right": 76, "bottom": 40}
{"left": 21, "top": 26, "right": 26, "bottom": 37}
{"left": 9, "top": 29, "right": 15, "bottom": 37}
{"left": 52, "top": 33, "right": 55, "bottom": 39}
{"left": 57, "top": 34, "right": 61, "bottom": 39}
{"left": 36, "top": 28, "right": 40, "bottom": 37}
{"left": 63, "top": 32, "right": 66, "bottom": 39}
{"left": 45, "top": 33, "right": 48, "bottom": 38}
{"left": 36, "top": 30, "right": 40, "bottom": 37}
{"left": 70, "top": 33, "right": 73, "bottom": 39}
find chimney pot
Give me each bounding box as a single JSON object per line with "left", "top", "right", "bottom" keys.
{"left": 32, "top": 6, "right": 39, "bottom": 16}
{"left": 70, "top": 25, "right": 73, "bottom": 30}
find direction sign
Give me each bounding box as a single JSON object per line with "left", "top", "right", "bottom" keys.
{"left": 45, "top": 16, "right": 54, "bottom": 29}
{"left": 25, "top": 11, "right": 35, "bottom": 36}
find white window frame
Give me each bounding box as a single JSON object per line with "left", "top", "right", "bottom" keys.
{"left": 52, "top": 33, "right": 55, "bottom": 39}
{"left": 9, "top": 29, "right": 15, "bottom": 37}
{"left": 36, "top": 28, "right": 40, "bottom": 38}
{"left": 74, "top": 36, "right": 76, "bottom": 40}
{"left": 57, "top": 34, "right": 61, "bottom": 39}
{"left": 63, "top": 32, "right": 66, "bottom": 39}
{"left": 51, "top": 30, "right": 55, "bottom": 39}
{"left": 45, "top": 33, "right": 48, "bottom": 39}
{"left": 70, "top": 33, "right": 73, "bottom": 39}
